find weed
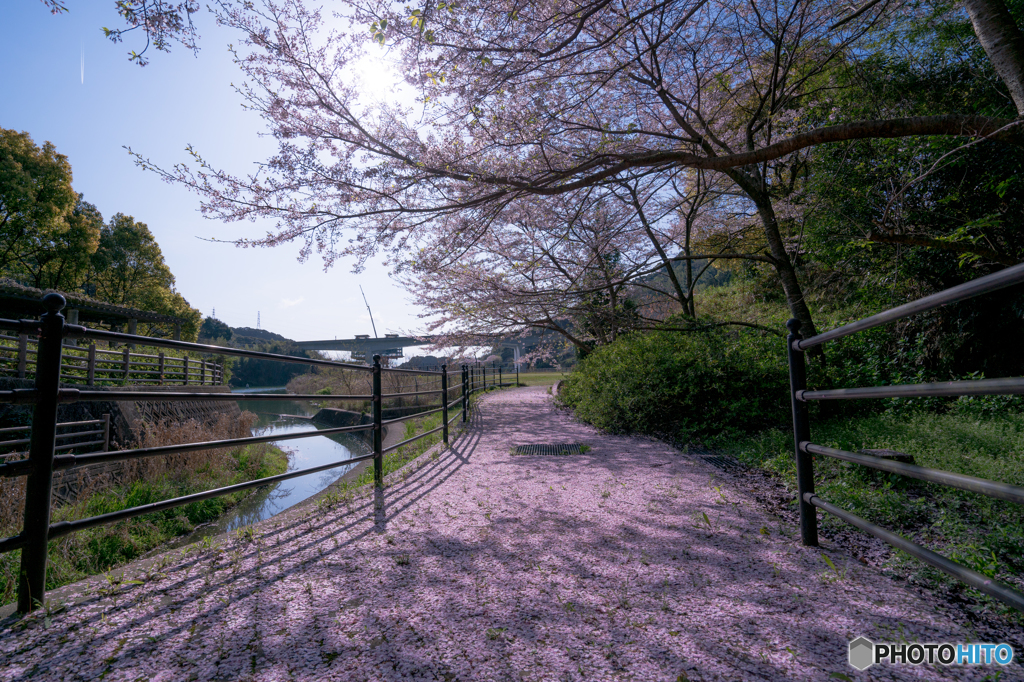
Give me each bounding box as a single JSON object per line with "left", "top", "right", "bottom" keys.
{"left": 395, "top": 554, "right": 411, "bottom": 566}
{"left": 691, "top": 511, "right": 713, "bottom": 530}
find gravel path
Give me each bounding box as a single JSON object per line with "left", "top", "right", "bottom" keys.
{"left": 1, "top": 387, "right": 1019, "bottom": 681}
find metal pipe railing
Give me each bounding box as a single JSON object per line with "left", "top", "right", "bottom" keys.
{"left": 67, "top": 325, "right": 373, "bottom": 372}
{"left": 0, "top": 300, "right": 475, "bottom": 614}
{"left": 806, "top": 494, "right": 1024, "bottom": 611}
{"left": 49, "top": 452, "right": 379, "bottom": 539}
{"left": 803, "top": 443, "right": 1024, "bottom": 505}
{"left": 56, "top": 390, "right": 372, "bottom": 403}
{"left": 797, "top": 377, "right": 1024, "bottom": 401}
{"left": 381, "top": 389, "right": 444, "bottom": 399}
{"left": 785, "top": 263, "right": 1024, "bottom": 612}
{"left": 382, "top": 425, "right": 446, "bottom": 455}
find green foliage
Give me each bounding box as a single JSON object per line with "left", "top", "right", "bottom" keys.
{"left": 0, "top": 127, "right": 202, "bottom": 340}
{"left": 723, "top": 410, "right": 1024, "bottom": 612}
{"left": 199, "top": 317, "right": 232, "bottom": 342}
{"left": 558, "top": 323, "right": 789, "bottom": 444}
{"left": 227, "top": 340, "right": 316, "bottom": 387}
{"left": 0, "top": 129, "right": 94, "bottom": 290}
{"left": 796, "top": 8, "right": 1024, "bottom": 385}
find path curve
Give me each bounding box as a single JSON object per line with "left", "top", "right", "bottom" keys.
{"left": 1, "top": 387, "right": 1017, "bottom": 681}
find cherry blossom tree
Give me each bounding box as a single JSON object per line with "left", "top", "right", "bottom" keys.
{"left": 127, "top": 0, "right": 1024, "bottom": 338}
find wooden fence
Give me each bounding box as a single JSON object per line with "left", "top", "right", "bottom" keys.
{"left": 0, "top": 416, "right": 110, "bottom": 463}
{"left": 0, "top": 333, "right": 223, "bottom": 386}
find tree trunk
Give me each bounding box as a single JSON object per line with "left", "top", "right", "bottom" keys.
{"left": 727, "top": 170, "right": 820, "bottom": 342}
{"left": 962, "top": 0, "right": 1024, "bottom": 115}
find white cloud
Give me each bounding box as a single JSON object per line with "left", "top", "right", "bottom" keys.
{"left": 279, "top": 297, "right": 305, "bottom": 308}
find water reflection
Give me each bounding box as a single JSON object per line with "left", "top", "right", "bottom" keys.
{"left": 167, "top": 386, "right": 370, "bottom": 546}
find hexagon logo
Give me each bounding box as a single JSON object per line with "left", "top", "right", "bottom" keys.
{"left": 849, "top": 637, "right": 875, "bottom": 671}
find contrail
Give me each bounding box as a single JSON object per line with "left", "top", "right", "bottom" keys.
{"left": 81, "top": 42, "right": 84, "bottom": 84}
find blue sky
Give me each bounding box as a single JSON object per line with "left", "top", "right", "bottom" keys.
{"left": 0, "top": 2, "right": 429, "bottom": 347}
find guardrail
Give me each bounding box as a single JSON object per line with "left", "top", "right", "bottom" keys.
{"left": 0, "top": 294, "right": 469, "bottom": 613}
{"left": 0, "top": 332, "right": 223, "bottom": 386}
{"left": 787, "top": 261, "right": 1024, "bottom": 612}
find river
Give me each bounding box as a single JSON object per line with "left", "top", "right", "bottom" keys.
{"left": 166, "top": 386, "right": 371, "bottom": 546}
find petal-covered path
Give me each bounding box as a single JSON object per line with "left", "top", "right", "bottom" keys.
{"left": 1, "top": 387, "right": 1018, "bottom": 681}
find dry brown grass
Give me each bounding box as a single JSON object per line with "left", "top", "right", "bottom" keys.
{"left": 127, "top": 411, "right": 259, "bottom": 486}
{"left": 0, "top": 411, "right": 261, "bottom": 538}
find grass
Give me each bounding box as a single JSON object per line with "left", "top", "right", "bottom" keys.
{"left": 514, "top": 372, "right": 570, "bottom": 387}
{"left": 722, "top": 409, "right": 1024, "bottom": 617}
{"left": 0, "top": 414, "right": 288, "bottom": 606}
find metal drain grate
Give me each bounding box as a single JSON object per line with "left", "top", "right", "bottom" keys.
{"left": 702, "top": 455, "right": 737, "bottom": 470}
{"left": 512, "top": 443, "right": 586, "bottom": 456}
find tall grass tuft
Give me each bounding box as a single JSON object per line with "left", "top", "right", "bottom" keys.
{"left": 0, "top": 410, "right": 287, "bottom": 605}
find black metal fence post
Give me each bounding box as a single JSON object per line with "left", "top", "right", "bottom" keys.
{"left": 461, "top": 365, "right": 468, "bottom": 423}
{"left": 516, "top": 364, "right": 519, "bottom": 386}
{"left": 18, "top": 293, "right": 67, "bottom": 613}
{"left": 372, "top": 354, "right": 383, "bottom": 489}
{"left": 786, "top": 318, "right": 818, "bottom": 547}
{"left": 441, "top": 364, "right": 449, "bottom": 445}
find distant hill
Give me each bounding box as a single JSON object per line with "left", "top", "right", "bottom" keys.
{"left": 230, "top": 326, "right": 293, "bottom": 346}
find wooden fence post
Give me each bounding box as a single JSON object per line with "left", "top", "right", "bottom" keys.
{"left": 122, "top": 347, "right": 130, "bottom": 385}
{"left": 102, "top": 413, "right": 110, "bottom": 451}
{"left": 158, "top": 352, "right": 165, "bottom": 385}
{"left": 182, "top": 356, "right": 189, "bottom": 385}
{"left": 200, "top": 361, "right": 206, "bottom": 385}
{"left": 17, "top": 333, "right": 27, "bottom": 379}
{"left": 87, "top": 344, "right": 96, "bottom": 386}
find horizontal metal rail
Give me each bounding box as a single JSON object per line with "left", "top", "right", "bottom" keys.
{"left": 382, "top": 424, "right": 445, "bottom": 454}
{"left": 805, "top": 493, "right": 1024, "bottom": 611}
{"left": 803, "top": 443, "right": 1024, "bottom": 505}
{"left": 381, "top": 389, "right": 443, "bottom": 398}
{"left": 0, "top": 319, "right": 40, "bottom": 335}
{"left": 0, "top": 424, "right": 374, "bottom": 478}
{"left": 447, "top": 396, "right": 462, "bottom": 410}
{"left": 797, "top": 377, "right": 1024, "bottom": 402}
{"left": 55, "top": 390, "right": 372, "bottom": 404}
{"left": 66, "top": 325, "right": 376, "bottom": 372}
{"left": 381, "top": 406, "right": 445, "bottom": 427}
{"left": 796, "top": 262, "right": 1024, "bottom": 350}
{"left": 47, "top": 452, "right": 379, "bottom": 540}
{"left": 0, "top": 533, "right": 26, "bottom": 553}
{"left": 378, "top": 366, "right": 442, "bottom": 376}
{"left": 447, "top": 410, "right": 460, "bottom": 427}
{"left": 0, "top": 389, "right": 42, "bottom": 405}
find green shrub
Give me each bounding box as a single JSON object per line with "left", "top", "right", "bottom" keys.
{"left": 558, "top": 327, "right": 789, "bottom": 444}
